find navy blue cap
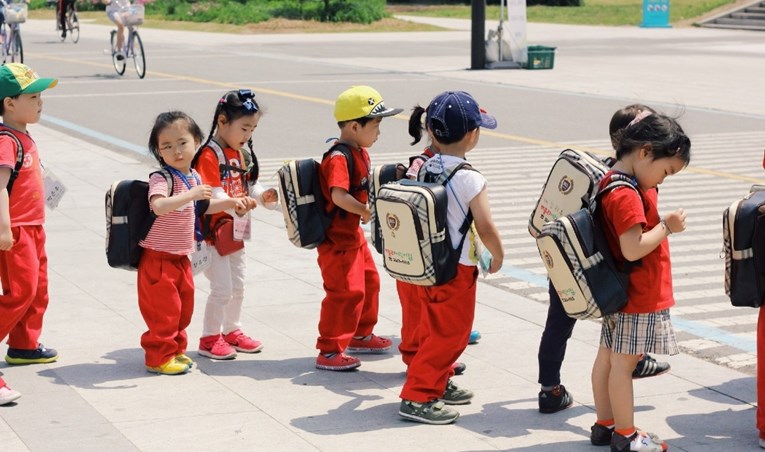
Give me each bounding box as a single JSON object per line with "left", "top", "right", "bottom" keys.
{"left": 426, "top": 91, "right": 497, "bottom": 142}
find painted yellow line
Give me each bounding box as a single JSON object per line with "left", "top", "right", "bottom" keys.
{"left": 35, "top": 53, "right": 763, "bottom": 184}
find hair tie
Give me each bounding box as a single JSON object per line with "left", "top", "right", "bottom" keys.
{"left": 627, "top": 110, "right": 652, "bottom": 127}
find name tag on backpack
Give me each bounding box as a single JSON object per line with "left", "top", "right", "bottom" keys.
{"left": 191, "top": 241, "right": 211, "bottom": 275}
{"left": 43, "top": 167, "right": 66, "bottom": 210}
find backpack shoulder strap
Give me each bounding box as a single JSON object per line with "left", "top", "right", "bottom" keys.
{"left": 323, "top": 142, "right": 366, "bottom": 193}
{"left": 0, "top": 129, "right": 24, "bottom": 195}
{"left": 596, "top": 172, "right": 639, "bottom": 202}
{"left": 149, "top": 168, "right": 174, "bottom": 197}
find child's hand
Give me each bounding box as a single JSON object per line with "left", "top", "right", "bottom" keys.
{"left": 488, "top": 255, "right": 503, "bottom": 274}
{"left": 0, "top": 227, "right": 13, "bottom": 251}
{"left": 190, "top": 184, "right": 213, "bottom": 201}
{"left": 360, "top": 205, "right": 372, "bottom": 224}
{"left": 262, "top": 188, "right": 278, "bottom": 204}
{"left": 234, "top": 197, "right": 257, "bottom": 216}
{"left": 663, "top": 208, "right": 686, "bottom": 234}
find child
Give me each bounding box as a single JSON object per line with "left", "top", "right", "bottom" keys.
{"left": 398, "top": 109, "right": 475, "bottom": 376}
{"left": 138, "top": 111, "right": 246, "bottom": 375}
{"left": 536, "top": 105, "right": 671, "bottom": 415}
{"left": 0, "top": 63, "right": 57, "bottom": 405}
{"left": 399, "top": 91, "right": 504, "bottom": 425}
{"left": 591, "top": 111, "right": 691, "bottom": 451}
{"left": 193, "top": 89, "right": 275, "bottom": 360}
{"left": 314, "top": 85, "right": 400, "bottom": 371}
{"left": 759, "top": 149, "right": 765, "bottom": 449}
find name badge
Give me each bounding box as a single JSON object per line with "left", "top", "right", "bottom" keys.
{"left": 190, "top": 241, "right": 211, "bottom": 275}
{"left": 43, "top": 167, "right": 66, "bottom": 210}
{"left": 233, "top": 213, "right": 251, "bottom": 241}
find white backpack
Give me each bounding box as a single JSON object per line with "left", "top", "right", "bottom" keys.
{"left": 529, "top": 149, "right": 611, "bottom": 238}
{"left": 374, "top": 163, "right": 473, "bottom": 286}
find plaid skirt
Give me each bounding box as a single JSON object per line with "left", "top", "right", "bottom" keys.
{"left": 600, "top": 309, "right": 679, "bottom": 356}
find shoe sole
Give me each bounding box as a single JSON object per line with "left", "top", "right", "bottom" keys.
{"left": 399, "top": 410, "right": 460, "bottom": 425}
{"left": 315, "top": 362, "right": 361, "bottom": 371}
{"left": 146, "top": 366, "right": 189, "bottom": 375}
{"left": 5, "top": 356, "right": 58, "bottom": 365}
{"left": 539, "top": 401, "right": 574, "bottom": 414}
{"left": 345, "top": 346, "right": 391, "bottom": 354}
{"left": 231, "top": 344, "right": 263, "bottom": 353}
{"left": 0, "top": 393, "right": 21, "bottom": 405}
{"left": 441, "top": 397, "right": 473, "bottom": 406}
{"left": 632, "top": 367, "right": 670, "bottom": 379}
{"left": 197, "top": 350, "right": 237, "bottom": 360}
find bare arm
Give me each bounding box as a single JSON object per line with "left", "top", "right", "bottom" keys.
{"left": 0, "top": 168, "right": 12, "bottom": 251}
{"left": 469, "top": 187, "right": 504, "bottom": 273}
{"left": 331, "top": 187, "right": 371, "bottom": 224}
{"left": 151, "top": 184, "right": 212, "bottom": 216}
{"left": 618, "top": 208, "right": 686, "bottom": 261}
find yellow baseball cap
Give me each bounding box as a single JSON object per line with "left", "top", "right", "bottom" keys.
{"left": 0, "top": 63, "right": 57, "bottom": 99}
{"left": 334, "top": 85, "right": 403, "bottom": 122}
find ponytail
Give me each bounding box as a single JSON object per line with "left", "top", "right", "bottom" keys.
{"left": 408, "top": 105, "right": 426, "bottom": 145}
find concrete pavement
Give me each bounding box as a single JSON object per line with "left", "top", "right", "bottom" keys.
{"left": 0, "top": 16, "right": 763, "bottom": 452}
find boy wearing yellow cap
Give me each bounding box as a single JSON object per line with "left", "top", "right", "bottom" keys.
{"left": 0, "top": 63, "right": 58, "bottom": 405}
{"left": 314, "top": 85, "right": 402, "bottom": 371}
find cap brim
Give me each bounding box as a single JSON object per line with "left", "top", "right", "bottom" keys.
{"left": 480, "top": 112, "right": 497, "bottom": 130}
{"left": 368, "top": 107, "right": 404, "bottom": 118}
{"left": 22, "top": 78, "right": 58, "bottom": 95}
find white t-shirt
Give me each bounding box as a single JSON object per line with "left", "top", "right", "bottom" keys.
{"left": 422, "top": 154, "right": 486, "bottom": 265}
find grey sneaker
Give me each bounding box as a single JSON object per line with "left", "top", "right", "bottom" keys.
{"left": 441, "top": 379, "right": 474, "bottom": 405}
{"left": 399, "top": 399, "right": 459, "bottom": 425}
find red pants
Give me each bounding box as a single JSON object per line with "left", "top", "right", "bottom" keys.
{"left": 137, "top": 249, "right": 194, "bottom": 367}
{"left": 0, "top": 226, "right": 49, "bottom": 350}
{"left": 758, "top": 307, "right": 765, "bottom": 438}
{"left": 316, "top": 242, "right": 380, "bottom": 354}
{"left": 398, "top": 280, "right": 421, "bottom": 366}
{"left": 400, "top": 264, "right": 477, "bottom": 402}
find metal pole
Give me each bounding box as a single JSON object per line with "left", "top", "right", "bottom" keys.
{"left": 471, "top": 0, "right": 486, "bottom": 70}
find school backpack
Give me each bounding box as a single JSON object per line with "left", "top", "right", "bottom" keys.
{"left": 0, "top": 130, "right": 24, "bottom": 197}
{"left": 277, "top": 143, "right": 360, "bottom": 249}
{"left": 535, "top": 173, "right": 638, "bottom": 319}
{"left": 529, "top": 149, "right": 611, "bottom": 238}
{"left": 722, "top": 185, "right": 765, "bottom": 308}
{"left": 105, "top": 170, "right": 174, "bottom": 270}
{"left": 374, "top": 162, "right": 473, "bottom": 286}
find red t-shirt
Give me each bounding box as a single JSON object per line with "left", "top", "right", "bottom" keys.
{"left": 194, "top": 143, "right": 247, "bottom": 230}
{"left": 0, "top": 127, "right": 44, "bottom": 226}
{"left": 598, "top": 172, "right": 674, "bottom": 313}
{"left": 319, "top": 143, "right": 370, "bottom": 249}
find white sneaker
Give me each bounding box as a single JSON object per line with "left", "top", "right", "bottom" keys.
{"left": 0, "top": 386, "right": 21, "bottom": 405}
{"left": 759, "top": 437, "right": 765, "bottom": 449}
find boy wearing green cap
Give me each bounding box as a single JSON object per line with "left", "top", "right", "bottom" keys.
{"left": 314, "top": 85, "right": 402, "bottom": 371}
{"left": 0, "top": 63, "right": 58, "bottom": 405}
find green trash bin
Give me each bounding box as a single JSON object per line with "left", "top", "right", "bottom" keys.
{"left": 523, "top": 45, "right": 556, "bottom": 70}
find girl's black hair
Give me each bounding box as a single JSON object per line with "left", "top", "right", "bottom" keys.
{"left": 148, "top": 111, "right": 204, "bottom": 166}
{"left": 408, "top": 104, "right": 426, "bottom": 145}
{"left": 613, "top": 112, "right": 691, "bottom": 165}
{"left": 204, "top": 90, "right": 261, "bottom": 160}
{"left": 609, "top": 104, "right": 655, "bottom": 146}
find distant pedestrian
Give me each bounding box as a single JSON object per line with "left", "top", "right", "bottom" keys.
{"left": 193, "top": 89, "right": 275, "bottom": 361}
{"left": 0, "top": 63, "right": 58, "bottom": 406}
{"left": 398, "top": 91, "right": 504, "bottom": 425}
{"left": 137, "top": 111, "right": 245, "bottom": 375}
{"left": 536, "top": 105, "right": 671, "bottom": 415}
{"left": 590, "top": 111, "right": 690, "bottom": 451}
{"left": 314, "top": 85, "right": 401, "bottom": 371}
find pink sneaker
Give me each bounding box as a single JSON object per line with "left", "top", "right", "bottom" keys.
{"left": 0, "top": 385, "right": 21, "bottom": 405}
{"left": 223, "top": 330, "right": 263, "bottom": 353}
{"left": 316, "top": 352, "right": 361, "bottom": 371}
{"left": 198, "top": 334, "right": 237, "bottom": 360}
{"left": 347, "top": 334, "right": 392, "bottom": 354}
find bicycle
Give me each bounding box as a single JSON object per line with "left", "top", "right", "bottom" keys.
{"left": 109, "top": 3, "right": 145, "bottom": 79}
{"left": 0, "top": 2, "right": 25, "bottom": 64}
{"left": 55, "top": 0, "right": 79, "bottom": 44}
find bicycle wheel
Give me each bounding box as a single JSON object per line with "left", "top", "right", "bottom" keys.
{"left": 11, "top": 30, "right": 22, "bottom": 64}
{"left": 69, "top": 10, "right": 79, "bottom": 44}
{"left": 131, "top": 31, "right": 146, "bottom": 79}
{"left": 110, "top": 30, "right": 126, "bottom": 76}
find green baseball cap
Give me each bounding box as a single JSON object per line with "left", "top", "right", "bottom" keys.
{"left": 0, "top": 63, "right": 57, "bottom": 99}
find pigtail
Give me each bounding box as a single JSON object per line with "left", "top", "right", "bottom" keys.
{"left": 245, "top": 138, "right": 259, "bottom": 183}
{"left": 409, "top": 105, "right": 426, "bottom": 145}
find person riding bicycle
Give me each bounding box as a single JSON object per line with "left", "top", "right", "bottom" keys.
{"left": 103, "top": 0, "right": 133, "bottom": 60}
{"left": 57, "top": 0, "right": 75, "bottom": 40}
{"left": 0, "top": 0, "right": 28, "bottom": 46}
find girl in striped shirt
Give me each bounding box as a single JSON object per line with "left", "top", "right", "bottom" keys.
{"left": 137, "top": 111, "right": 251, "bottom": 375}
